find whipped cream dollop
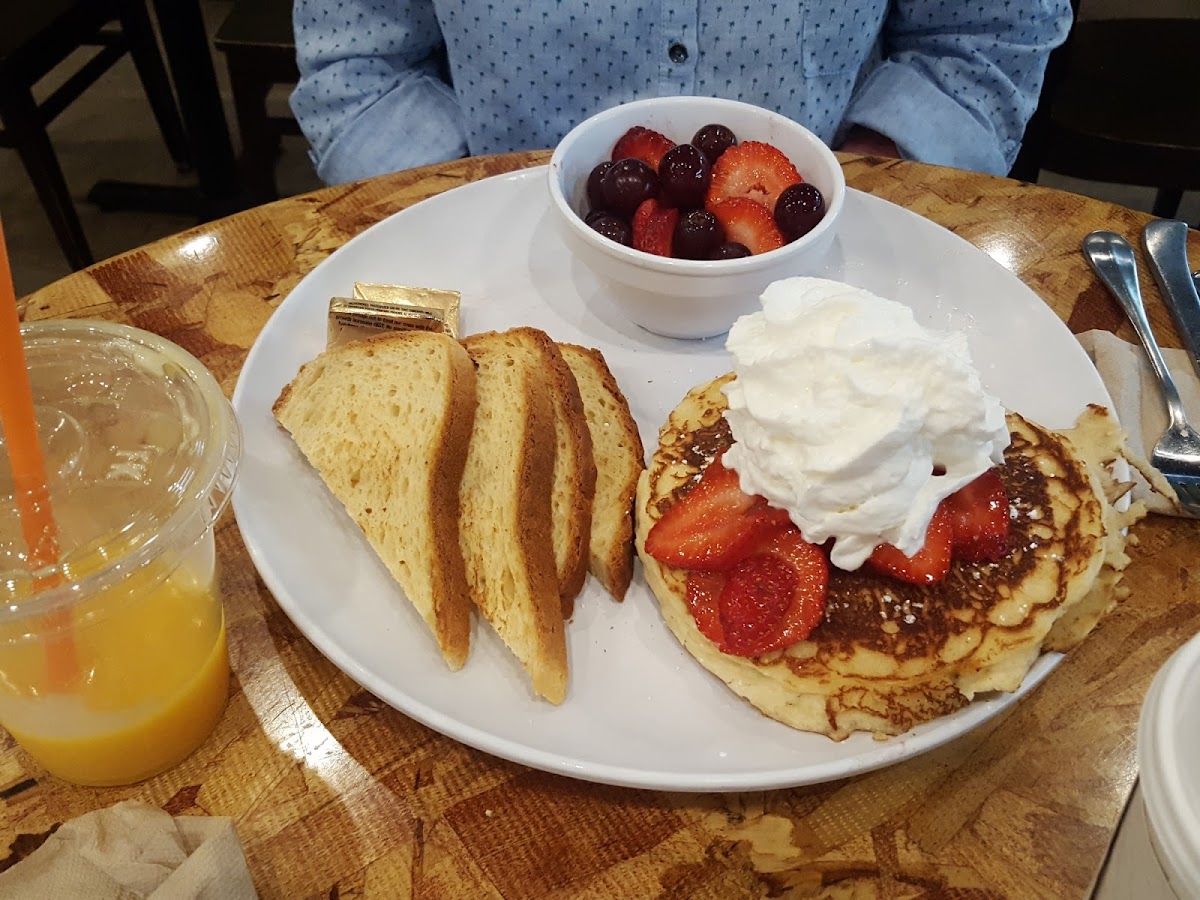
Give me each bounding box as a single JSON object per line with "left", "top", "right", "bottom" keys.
{"left": 722, "top": 277, "right": 1010, "bottom": 571}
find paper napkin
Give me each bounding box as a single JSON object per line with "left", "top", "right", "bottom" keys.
{"left": 1078, "top": 329, "right": 1200, "bottom": 516}
{"left": 0, "top": 800, "right": 257, "bottom": 899}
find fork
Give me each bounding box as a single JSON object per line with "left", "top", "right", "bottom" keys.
{"left": 1082, "top": 231, "right": 1200, "bottom": 517}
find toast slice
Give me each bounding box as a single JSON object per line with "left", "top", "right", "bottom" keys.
{"left": 542, "top": 341, "right": 597, "bottom": 611}
{"left": 559, "top": 343, "right": 645, "bottom": 601}
{"left": 273, "top": 331, "right": 476, "bottom": 669}
{"left": 460, "top": 328, "right": 568, "bottom": 703}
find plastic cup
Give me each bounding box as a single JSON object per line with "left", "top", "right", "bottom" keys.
{"left": 1136, "top": 631, "right": 1200, "bottom": 898}
{"left": 0, "top": 320, "right": 241, "bottom": 786}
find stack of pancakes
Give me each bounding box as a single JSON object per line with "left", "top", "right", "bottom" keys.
{"left": 636, "top": 375, "right": 1143, "bottom": 740}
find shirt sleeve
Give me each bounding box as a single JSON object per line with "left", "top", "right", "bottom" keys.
{"left": 290, "top": 0, "right": 469, "bottom": 185}
{"left": 840, "top": 0, "right": 1072, "bottom": 176}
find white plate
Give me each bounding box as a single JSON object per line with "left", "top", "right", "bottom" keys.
{"left": 232, "top": 167, "right": 1112, "bottom": 792}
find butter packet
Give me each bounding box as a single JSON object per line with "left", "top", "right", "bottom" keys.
{"left": 327, "top": 284, "right": 461, "bottom": 347}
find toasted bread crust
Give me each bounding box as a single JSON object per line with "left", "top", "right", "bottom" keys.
{"left": 430, "top": 346, "right": 479, "bottom": 665}
{"left": 531, "top": 334, "right": 596, "bottom": 610}
{"left": 560, "top": 343, "right": 644, "bottom": 600}
{"left": 460, "top": 329, "right": 568, "bottom": 703}
{"left": 273, "top": 331, "right": 475, "bottom": 669}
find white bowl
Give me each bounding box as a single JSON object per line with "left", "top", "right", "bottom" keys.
{"left": 548, "top": 96, "right": 846, "bottom": 339}
{"left": 1137, "top": 631, "right": 1200, "bottom": 898}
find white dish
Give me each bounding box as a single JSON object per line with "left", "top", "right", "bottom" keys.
{"left": 547, "top": 95, "right": 846, "bottom": 338}
{"left": 1137, "top": 632, "right": 1200, "bottom": 897}
{"left": 232, "top": 167, "right": 1113, "bottom": 792}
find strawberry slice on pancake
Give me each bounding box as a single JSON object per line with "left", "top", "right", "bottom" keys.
{"left": 644, "top": 451, "right": 789, "bottom": 571}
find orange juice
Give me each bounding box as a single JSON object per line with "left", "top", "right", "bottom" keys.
{"left": 0, "top": 556, "right": 229, "bottom": 785}
{"left": 0, "top": 321, "right": 241, "bottom": 785}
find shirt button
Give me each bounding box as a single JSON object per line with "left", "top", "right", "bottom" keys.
{"left": 669, "top": 43, "right": 689, "bottom": 63}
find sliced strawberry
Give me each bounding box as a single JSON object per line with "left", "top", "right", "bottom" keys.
{"left": 686, "top": 571, "right": 726, "bottom": 645}
{"left": 611, "top": 126, "right": 675, "bottom": 170}
{"left": 944, "top": 469, "right": 1010, "bottom": 562}
{"left": 719, "top": 525, "right": 828, "bottom": 657}
{"left": 706, "top": 141, "right": 803, "bottom": 210}
{"left": 719, "top": 554, "right": 795, "bottom": 653}
{"left": 631, "top": 197, "right": 679, "bottom": 257}
{"left": 749, "top": 527, "right": 829, "bottom": 650}
{"left": 865, "top": 504, "right": 953, "bottom": 585}
{"left": 644, "top": 453, "right": 790, "bottom": 571}
{"left": 708, "top": 198, "right": 785, "bottom": 256}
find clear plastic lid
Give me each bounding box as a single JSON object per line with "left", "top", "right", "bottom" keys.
{"left": 0, "top": 320, "right": 242, "bottom": 616}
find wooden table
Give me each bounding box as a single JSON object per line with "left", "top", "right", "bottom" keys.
{"left": 5, "top": 151, "right": 1199, "bottom": 899}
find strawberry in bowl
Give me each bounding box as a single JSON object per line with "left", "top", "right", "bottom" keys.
{"left": 547, "top": 96, "right": 846, "bottom": 340}
{"left": 582, "top": 123, "right": 828, "bottom": 261}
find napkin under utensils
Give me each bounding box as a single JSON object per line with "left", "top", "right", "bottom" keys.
{"left": 1078, "top": 329, "right": 1200, "bottom": 517}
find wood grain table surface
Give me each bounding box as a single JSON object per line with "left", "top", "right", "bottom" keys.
{"left": 4, "top": 151, "right": 1199, "bottom": 899}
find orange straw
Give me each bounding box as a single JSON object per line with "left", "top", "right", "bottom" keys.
{"left": 0, "top": 219, "right": 77, "bottom": 688}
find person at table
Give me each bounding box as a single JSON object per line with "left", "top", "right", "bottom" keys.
{"left": 289, "top": 0, "right": 1071, "bottom": 186}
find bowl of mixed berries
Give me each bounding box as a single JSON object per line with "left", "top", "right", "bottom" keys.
{"left": 549, "top": 96, "right": 845, "bottom": 339}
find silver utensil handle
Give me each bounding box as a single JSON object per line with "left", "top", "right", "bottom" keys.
{"left": 1143, "top": 219, "right": 1200, "bottom": 379}
{"left": 1082, "top": 231, "right": 1189, "bottom": 430}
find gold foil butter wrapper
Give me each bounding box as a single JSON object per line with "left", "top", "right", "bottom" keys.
{"left": 327, "top": 284, "right": 461, "bottom": 347}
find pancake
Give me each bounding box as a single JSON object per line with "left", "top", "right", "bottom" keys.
{"left": 635, "top": 375, "right": 1143, "bottom": 740}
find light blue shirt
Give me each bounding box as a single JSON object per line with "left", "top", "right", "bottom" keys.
{"left": 291, "top": 1, "right": 1070, "bottom": 185}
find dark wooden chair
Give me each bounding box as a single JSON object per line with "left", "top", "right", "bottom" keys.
{"left": 0, "top": 0, "right": 189, "bottom": 270}
{"left": 1011, "top": 7, "right": 1200, "bottom": 220}
{"left": 214, "top": 0, "right": 301, "bottom": 204}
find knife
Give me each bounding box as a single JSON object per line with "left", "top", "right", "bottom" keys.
{"left": 1142, "top": 219, "right": 1200, "bottom": 379}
